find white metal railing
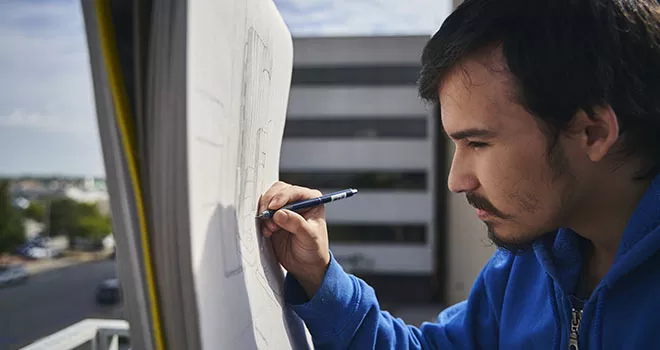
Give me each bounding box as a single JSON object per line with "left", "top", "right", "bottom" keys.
{"left": 20, "top": 319, "right": 130, "bottom": 350}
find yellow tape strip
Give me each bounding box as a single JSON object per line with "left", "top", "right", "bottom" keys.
{"left": 94, "top": 1, "right": 165, "bottom": 349}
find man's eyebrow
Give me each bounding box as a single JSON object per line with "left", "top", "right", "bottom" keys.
{"left": 448, "top": 128, "right": 496, "bottom": 140}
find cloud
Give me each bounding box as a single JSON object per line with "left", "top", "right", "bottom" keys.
{"left": 0, "top": 0, "right": 96, "bottom": 126}
{"left": 0, "top": 0, "right": 103, "bottom": 176}
{"left": 0, "top": 109, "right": 89, "bottom": 133}
{"left": 274, "top": 0, "right": 452, "bottom": 37}
{"left": 0, "top": 0, "right": 451, "bottom": 176}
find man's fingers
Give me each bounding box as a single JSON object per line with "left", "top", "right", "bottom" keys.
{"left": 268, "top": 186, "right": 323, "bottom": 210}
{"left": 261, "top": 206, "right": 324, "bottom": 238}
{"left": 273, "top": 209, "right": 313, "bottom": 236}
{"left": 262, "top": 226, "right": 285, "bottom": 239}
{"left": 262, "top": 226, "right": 272, "bottom": 238}
{"left": 265, "top": 219, "right": 279, "bottom": 232}
{"left": 259, "top": 181, "right": 291, "bottom": 212}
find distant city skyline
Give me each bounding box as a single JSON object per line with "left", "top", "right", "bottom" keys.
{"left": 0, "top": 0, "right": 451, "bottom": 177}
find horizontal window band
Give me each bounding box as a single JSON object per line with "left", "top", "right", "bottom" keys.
{"left": 292, "top": 66, "right": 421, "bottom": 86}
{"left": 283, "top": 118, "right": 427, "bottom": 138}
{"left": 327, "top": 224, "right": 427, "bottom": 244}
{"left": 279, "top": 171, "right": 427, "bottom": 190}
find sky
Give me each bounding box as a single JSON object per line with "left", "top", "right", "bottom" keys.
{"left": 0, "top": 0, "right": 451, "bottom": 177}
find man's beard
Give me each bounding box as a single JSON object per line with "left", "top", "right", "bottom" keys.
{"left": 481, "top": 137, "right": 574, "bottom": 254}
{"left": 486, "top": 222, "right": 536, "bottom": 253}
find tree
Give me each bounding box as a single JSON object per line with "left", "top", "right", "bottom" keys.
{"left": 0, "top": 180, "right": 25, "bottom": 253}
{"left": 48, "top": 198, "right": 112, "bottom": 242}
{"left": 48, "top": 197, "right": 79, "bottom": 238}
{"left": 24, "top": 201, "right": 45, "bottom": 222}
{"left": 74, "top": 214, "right": 112, "bottom": 241}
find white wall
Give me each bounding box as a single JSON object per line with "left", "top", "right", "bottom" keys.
{"left": 280, "top": 140, "right": 430, "bottom": 170}
{"left": 293, "top": 35, "right": 428, "bottom": 66}
{"left": 287, "top": 87, "right": 428, "bottom": 118}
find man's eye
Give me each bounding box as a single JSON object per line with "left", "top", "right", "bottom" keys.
{"left": 467, "top": 141, "right": 489, "bottom": 149}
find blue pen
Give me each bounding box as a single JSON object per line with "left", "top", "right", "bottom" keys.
{"left": 256, "top": 188, "right": 358, "bottom": 219}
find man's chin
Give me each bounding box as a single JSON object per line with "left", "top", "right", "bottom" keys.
{"left": 486, "top": 222, "right": 536, "bottom": 253}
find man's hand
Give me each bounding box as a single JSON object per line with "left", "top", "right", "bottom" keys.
{"left": 259, "top": 181, "right": 331, "bottom": 299}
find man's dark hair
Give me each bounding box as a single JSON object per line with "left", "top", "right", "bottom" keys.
{"left": 419, "top": 0, "right": 660, "bottom": 180}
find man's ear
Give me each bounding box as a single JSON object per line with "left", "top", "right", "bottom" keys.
{"left": 571, "top": 105, "right": 620, "bottom": 162}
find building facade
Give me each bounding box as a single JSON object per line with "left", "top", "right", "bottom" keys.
{"left": 279, "top": 35, "right": 447, "bottom": 303}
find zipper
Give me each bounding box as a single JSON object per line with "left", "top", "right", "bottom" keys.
{"left": 568, "top": 307, "right": 583, "bottom": 350}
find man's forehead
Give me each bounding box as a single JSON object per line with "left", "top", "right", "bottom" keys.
{"left": 438, "top": 54, "right": 518, "bottom": 134}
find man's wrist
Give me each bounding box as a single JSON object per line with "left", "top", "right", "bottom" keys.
{"left": 297, "top": 258, "right": 331, "bottom": 299}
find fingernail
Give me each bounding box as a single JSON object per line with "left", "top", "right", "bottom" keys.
{"left": 273, "top": 210, "right": 288, "bottom": 223}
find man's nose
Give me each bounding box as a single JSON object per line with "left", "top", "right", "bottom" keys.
{"left": 447, "top": 150, "right": 479, "bottom": 194}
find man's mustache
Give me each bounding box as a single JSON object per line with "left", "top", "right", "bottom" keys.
{"left": 466, "top": 193, "right": 508, "bottom": 219}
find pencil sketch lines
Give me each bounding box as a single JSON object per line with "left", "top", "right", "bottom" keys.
{"left": 193, "top": 87, "right": 226, "bottom": 151}
{"left": 195, "top": 87, "right": 226, "bottom": 109}
{"left": 255, "top": 327, "right": 268, "bottom": 348}
{"left": 235, "top": 26, "right": 273, "bottom": 270}
{"left": 195, "top": 136, "right": 224, "bottom": 148}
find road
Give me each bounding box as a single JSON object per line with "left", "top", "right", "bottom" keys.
{"left": 0, "top": 259, "right": 123, "bottom": 350}
{"left": 0, "top": 258, "right": 441, "bottom": 350}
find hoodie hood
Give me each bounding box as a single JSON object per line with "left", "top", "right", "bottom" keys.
{"left": 533, "top": 173, "right": 660, "bottom": 294}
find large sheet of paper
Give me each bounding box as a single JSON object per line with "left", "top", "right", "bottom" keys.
{"left": 187, "top": 0, "right": 311, "bottom": 348}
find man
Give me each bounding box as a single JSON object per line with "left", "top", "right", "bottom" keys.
{"left": 259, "top": 0, "right": 660, "bottom": 348}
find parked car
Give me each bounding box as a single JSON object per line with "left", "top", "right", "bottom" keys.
{"left": 0, "top": 264, "right": 28, "bottom": 286}
{"left": 16, "top": 243, "right": 60, "bottom": 260}
{"left": 96, "top": 278, "right": 121, "bottom": 305}
{"left": 28, "top": 236, "right": 50, "bottom": 247}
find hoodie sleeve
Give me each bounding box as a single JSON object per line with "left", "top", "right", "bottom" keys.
{"left": 285, "top": 251, "right": 512, "bottom": 349}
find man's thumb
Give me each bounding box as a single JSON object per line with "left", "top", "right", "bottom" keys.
{"left": 273, "top": 209, "right": 310, "bottom": 235}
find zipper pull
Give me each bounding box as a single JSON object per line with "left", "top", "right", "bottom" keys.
{"left": 569, "top": 308, "right": 583, "bottom": 350}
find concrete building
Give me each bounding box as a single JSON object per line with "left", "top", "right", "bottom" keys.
{"left": 280, "top": 35, "right": 494, "bottom": 306}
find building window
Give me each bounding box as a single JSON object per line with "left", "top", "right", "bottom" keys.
{"left": 279, "top": 171, "right": 427, "bottom": 190}
{"left": 283, "top": 118, "right": 427, "bottom": 139}
{"left": 327, "top": 224, "right": 426, "bottom": 244}
{"left": 291, "top": 66, "right": 421, "bottom": 86}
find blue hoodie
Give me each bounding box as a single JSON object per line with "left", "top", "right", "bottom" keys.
{"left": 284, "top": 174, "right": 660, "bottom": 349}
